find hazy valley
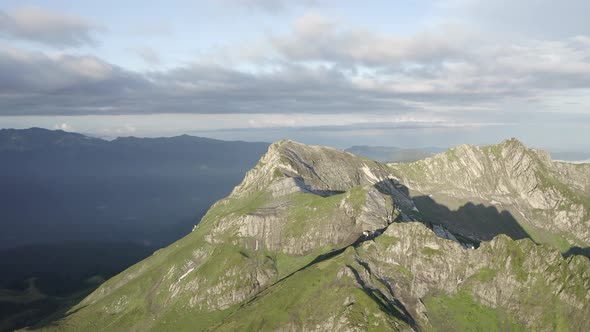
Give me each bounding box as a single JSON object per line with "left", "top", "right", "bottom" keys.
{"left": 0, "top": 128, "right": 268, "bottom": 331}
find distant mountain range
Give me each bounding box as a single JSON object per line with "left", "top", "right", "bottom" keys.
{"left": 0, "top": 128, "right": 269, "bottom": 331}
{"left": 0, "top": 128, "right": 269, "bottom": 249}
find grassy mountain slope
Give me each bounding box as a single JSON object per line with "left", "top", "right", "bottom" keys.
{"left": 34, "top": 140, "right": 590, "bottom": 331}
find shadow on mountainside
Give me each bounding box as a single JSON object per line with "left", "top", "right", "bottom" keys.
{"left": 564, "top": 246, "right": 590, "bottom": 258}
{"left": 372, "top": 179, "right": 531, "bottom": 245}
{"left": 412, "top": 195, "right": 531, "bottom": 242}
{"left": 373, "top": 179, "right": 590, "bottom": 260}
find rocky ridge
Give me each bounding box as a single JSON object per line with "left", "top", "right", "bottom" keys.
{"left": 388, "top": 138, "right": 590, "bottom": 251}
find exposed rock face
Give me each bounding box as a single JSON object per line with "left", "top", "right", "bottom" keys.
{"left": 206, "top": 140, "right": 415, "bottom": 257}
{"left": 42, "top": 139, "right": 590, "bottom": 332}
{"left": 357, "top": 223, "right": 590, "bottom": 330}
{"left": 389, "top": 138, "right": 590, "bottom": 248}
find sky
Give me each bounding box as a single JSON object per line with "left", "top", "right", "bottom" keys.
{"left": 1, "top": 0, "right": 589, "bottom": 150}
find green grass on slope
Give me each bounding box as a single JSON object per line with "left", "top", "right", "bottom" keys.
{"left": 424, "top": 291, "right": 526, "bottom": 332}
{"left": 149, "top": 303, "right": 236, "bottom": 332}
{"left": 285, "top": 187, "right": 366, "bottom": 237}
{"left": 39, "top": 186, "right": 377, "bottom": 331}
{"left": 534, "top": 157, "right": 590, "bottom": 220}
{"left": 212, "top": 248, "right": 408, "bottom": 332}
{"left": 519, "top": 222, "right": 579, "bottom": 253}
{"left": 198, "top": 190, "right": 272, "bottom": 226}
{"left": 480, "top": 144, "right": 503, "bottom": 160}
{"left": 285, "top": 192, "right": 343, "bottom": 237}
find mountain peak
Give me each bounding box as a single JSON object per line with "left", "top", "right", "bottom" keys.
{"left": 231, "top": 139, "right": 396, "bottom": 199}
{"left": 498, "top": 137, "right": 528, "bottom": 151}
{"left": 430, "top": 138, "right": 539, "bottom": 166}
{"left": 493, "top": 137, "right": 555, "bottom": 163}
{"left": 501, "top": 137, "right": 524, "bottom": 145}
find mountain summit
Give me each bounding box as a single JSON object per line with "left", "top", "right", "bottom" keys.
{"left": 39, "top": 139, "right": 590, "bottom": 331}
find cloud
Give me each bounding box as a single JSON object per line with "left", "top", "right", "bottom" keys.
{"left": 53, "top": 122, "right": 73, "bottom": 131}
{"left": 131, "top": 46, "right": 161, "bottom": 65}
{"left": 0, "top": 45, "right": 145, "bottom": 93}
{"left": 242, "top": 113, "right": 452, "bottom": 129}
{"left": 0, "top": 6, "right": 101, "bottom": 47}
{"left": 0, "top": 45, "right": 413, "bottom": 116}
{"left": 226, "top": 0, "right": 320, "bottom": 13}
{"left": 271, "top": 13, "right": 471, "bottom": 66}
{"left": 131, "top": 22, "right": 172, "bottom": 36}
{"left": 0, "top": 5, "right": 588, "bottom": 149}
{"left": 1, "top": 12, "right": 590, "bottom": 123}
{"left": 269, "top": 14, "right": 590, "bottom": 103}
{"left": 106, "top": 124, "right": 137, "bottom": 135}
{"left": 439, "top": 0, "right": 590, "bottom": 38}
